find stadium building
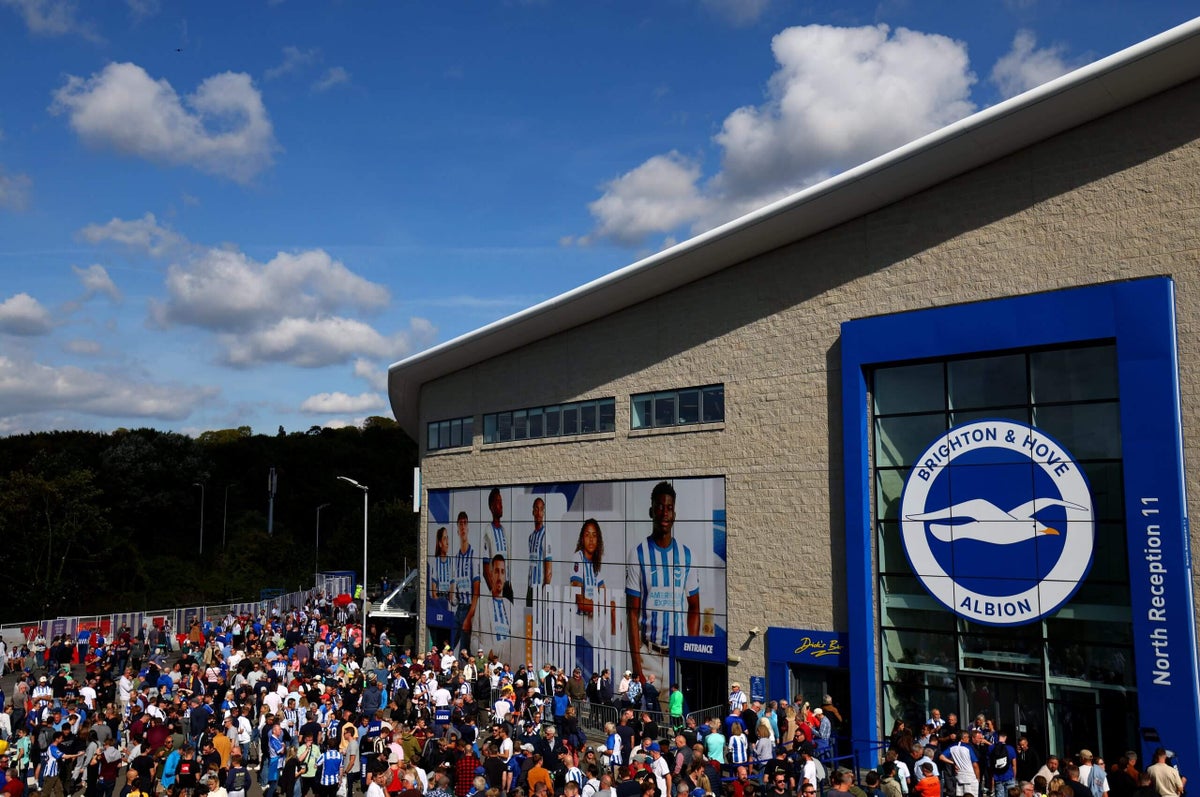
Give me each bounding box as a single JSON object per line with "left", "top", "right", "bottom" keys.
{"left": 389, "top": 19, "right": 1200, "bottom": 772}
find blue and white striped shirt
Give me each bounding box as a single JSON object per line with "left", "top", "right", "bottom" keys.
{"left": 42, "top": 745, "right": 63, "bottom": 778}
{"left": 319, "top": 750, "right": 344, "bottom": 786}
{"left": 729, "top": 734, "right": 749, "bottom": 765}
{"left": 429, "top": 555, "right": 453, "bottom": 599}
{"left": 527, "top": 525, "right": 551, "bottom": 587}
{"left": 625, "top": 537, "right": 699, "bottom": 648}
{"left": 482, "top": 523, "right": 507, "bottom": 565}
{"left": 454, "top": 546, "right": 479, "bottom": 605}
{"left": 570, "top": 552, "right": 605, "bottom": 601}
{"left": 489, "top": 598, "right": 510, "bottom": 640}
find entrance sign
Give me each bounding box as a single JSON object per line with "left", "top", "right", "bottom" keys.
{"left": 900, "top": 420, "right": 1094, "bottom": 626}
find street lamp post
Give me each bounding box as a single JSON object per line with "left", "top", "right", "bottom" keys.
{"left": 315, "top": 503, "right": 331, "bottom": 575}
{"left": 193, "top": 482, "right": 205, "bottom": 556}
{"left": 337, "top": 477, "right": 369, "bottom": 626}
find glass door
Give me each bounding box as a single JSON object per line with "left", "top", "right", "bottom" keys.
{"left": 961, "top": 675, "right": 1047, "bottom": 751}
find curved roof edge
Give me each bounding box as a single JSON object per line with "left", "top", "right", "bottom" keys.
{"left": 389, "top": 17, "right": 1200, "bottom": 438}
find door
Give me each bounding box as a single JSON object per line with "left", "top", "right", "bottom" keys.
{"left": 678, "top": 659, "right": 727, "bottom": 716}
{"left": 961, "top": 675, "right": 1047, "bottom": 751}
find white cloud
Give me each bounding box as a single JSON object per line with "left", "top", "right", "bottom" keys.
{"left": 0, "top": 0, "right": 98, "bottom": 39}
{"left": 153, "top": 247, "right": 390, "bottom": 332}
{"left": 353, "top": 358, "right": 388, "bottom": 391}
{"left": 0, "top": 293, "right": 53, "bottom": 335}
{"left": 312, "top": 67, "right": 351, "bottom": 93}
{"left": 125, "top": 0, "right": 158, "bottom": 19}
{"left": 221, "top": 315, "right": 434, "bottom": 368}
{"left": 72, "top": 264, "right": 121, "bottom": 302}
{"left": 701, "top": 0, "right": 769, "bottom": 26}
{"left": 265, "top": 45, "right": 320, "bottom": 80}
{"left": 583, "top": 23, "right": 976, "bottom": 245}
{"left": 64, "top": 338, "right": 102, "bottom": 355}
{"left": 52, "top": 62, "right": 277, "bottom": 183}
{"left": 0, "top": 355, "right": 214, "bottom": 419}
{"left": 299, "top": 391, "right": 385, "bottom": 414}
{"left": 0, "top": 167, "right": 32, "bottom": 211}
{"left": 79, "top": 212, "right": 185, "bottom": 256}
{"left": 583, "top": 153, "right": 711, "bottom": 246}
{"left": 990, "top": 29, "right": 1076, "bottom": 100}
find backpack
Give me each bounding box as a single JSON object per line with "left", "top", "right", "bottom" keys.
{"left": 992, "top": 745, "right": 1010, "bottom": 774}
{"left": 1086, "top": 765, "right": 1107, "bottom": 797}
{"left": 232, "top": 769, "right": 249, "bottom": 791}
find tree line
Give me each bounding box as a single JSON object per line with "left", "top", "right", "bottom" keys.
{"left": 0, "top": 417, "right": 419, "bottom": 625}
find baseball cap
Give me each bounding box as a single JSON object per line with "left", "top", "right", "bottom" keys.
{"left": 649, "top": 743, "right": 661, "bottom": 752}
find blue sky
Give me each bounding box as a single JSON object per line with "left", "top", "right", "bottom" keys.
{"left": 0, "top": 0, "right": 1195, "bottom": 436}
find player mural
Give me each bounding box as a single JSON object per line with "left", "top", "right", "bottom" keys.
{"left": 427, "top": 477, "right": 727, "bottom": 689}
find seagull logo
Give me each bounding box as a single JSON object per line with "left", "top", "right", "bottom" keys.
{"left": 905, "top": 498, "right": 1087, "bottom": 544}
{"left": 899, "top": 419, "right": 1095, "bottom": 626}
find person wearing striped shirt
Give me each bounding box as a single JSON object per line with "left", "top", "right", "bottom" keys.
{"left": 603, "top": 722, "right": 623, "bottom": 769}
{"left": 729, "top": 724, "right": 750, "bottom": 766}
{"left": 626, "top": 482, "right": 700, "bottom": 692}
{"left": 429, "top": 527, "right": 453, "bottom": 603}
{"left": 482, "top": 489, "right": 511, "bottom": 602}
{"left": 571, "top": 520, "right": 617, "bottom": 634}
{"left": 452, "top": 513, "right": 481, "bottom": 655}
{"left": 318, "top": 740, "right": 345, "bottom": 796}
{"left": 37, "top": 732, "right": 81, "bottom": 797}
{"left": 527, "top": 498, "right": 553, "bottom": 593}
{"left": 477, "top": 555, "right": 514, "bottom": 665}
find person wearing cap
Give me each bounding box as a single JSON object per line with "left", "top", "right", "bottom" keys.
{"left": 644, "top": 743, "right": 668, "bottom": 794}
{"left": 729, "top": 683, "right": 748, "bottom": 714}
{"left": 812, "top": 709, "right": 832, "bottom": 758}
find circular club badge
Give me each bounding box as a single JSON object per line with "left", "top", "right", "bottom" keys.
{"left": 899, "top": 419, "right": 1095, "bottom": 626}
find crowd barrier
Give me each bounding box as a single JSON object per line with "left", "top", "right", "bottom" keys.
{"left": 0, "top": 574, "right": 356, "bottom": 655}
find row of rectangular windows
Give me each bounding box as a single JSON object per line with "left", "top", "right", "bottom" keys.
{"left": 426, "top": 384, "right": 726, "bottom": 450}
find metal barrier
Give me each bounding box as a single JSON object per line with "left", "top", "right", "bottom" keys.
{"left": 685, "top": 703, "right": 729, "bottom": 725}
{"left": 577, "top": 700, "right": 619, "bottom": 734}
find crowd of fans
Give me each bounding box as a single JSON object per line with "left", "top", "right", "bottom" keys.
{"left": 0, "top": 608, "right": 1187, "bottom": 797}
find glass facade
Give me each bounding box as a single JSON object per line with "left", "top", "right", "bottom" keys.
{"left": 872, "top": 343, "right": 1137, "bottom": 757}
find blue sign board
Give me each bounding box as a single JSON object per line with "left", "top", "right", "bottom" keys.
{"left": 841, "top": 278, "right": 1200, "bottom": 774}
{"left": 750, "top": 676, "right": 766, "bottom": 703}
{"left": 670, "top": 634, "right": 727, "bottom": 664}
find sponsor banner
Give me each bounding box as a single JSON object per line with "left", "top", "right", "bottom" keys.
{"left": 428, "top": 477, "right": 727, "bottom": 681}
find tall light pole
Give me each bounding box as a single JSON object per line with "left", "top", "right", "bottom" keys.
{"left": 192, "top": 482, "right": 205, "bottom": 556}
{"left": 337, "top": 476, "right": 369, "bottom": 626}
{"left": 315, "top": 503, "right": 331, "bottom": 575}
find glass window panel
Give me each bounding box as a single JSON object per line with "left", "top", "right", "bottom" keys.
{"left": 513, "top": 410, "right": 528, "bottom": 439}
{"left": 875, "top": 413, "right": 946, "bottom": 468}
{"left": 484, "top": 414, "right": 497, "bottom": 444}
{"left": 874, "top": 362, "right": 944, "bottom": 415}
{"left": 1048, "top": 642, "right": 1134, "bottom": 685}
{"left": 462, "top": 417, "right": 473, "bottom": 445}
{"left": 450, "top": 418, "right": 462, "bottom": 448}
{"left": 654, "top": 393, "right": 676, "bottom": 427}
{"left": 427, "top": 423, "right": 438, "bottom": 450}
{"left": 1080, "top": 462, "right": 1123, "bottom": 521}
{"left": 545, "top": 407, "right": 560, "bottom": 437}
{"left": 528, "top": 408, "right": 543, "bottom": 439}
{"left": 951, "top": 406, "right": 1030, "bottom": 426}
{"left": 884, "top": 683, "right": 956, "bottom": 732}
{"left": 959, "top": 627, "right": 1043, "bottom": 676}
{"left": 877, "top": 520, "right": 913, "bottom": 573}
{"left": 563, "top": 406, "right": 578, "bottom": 435}
{"left": 678, "top": 390, "right": 700, "bottom": 424}
{"left": 703, "top": 385, "right": 725, "bottom": 422}
{"left": 1033, "top": 402, "right": 1122, "bottom": 459}
{"left": 438, "top": 421, "right": 451, "bottom": 449}
{"left": 598, "top": 399, "right": 616, "bottom": 432}
{"left": 1045, "top": 615, "right": 1132, "bottom": 647}
{"left": 1031, "top": 345, "right": 1118, "bottom": 403}
{"left": 882, "top": 628, "right": 956, "bottom": 669}
{"left": 498, "top": 412, "right": 512, "bottom": 442}
{"left": 948, "top": 354, "right": 1027, "bottom": 410}
{"left": 632, "top": 396, "right": 652, "bottom": 429}
{"left": 580, "top": 401, "right": 598, "bottom": 434}
{"left": 876, "top": 469, "right": 907, "bottom": 522}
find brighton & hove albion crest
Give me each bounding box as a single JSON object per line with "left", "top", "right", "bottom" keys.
{"left": 899, "top": 419, "right": 1094, "bottom": 626}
